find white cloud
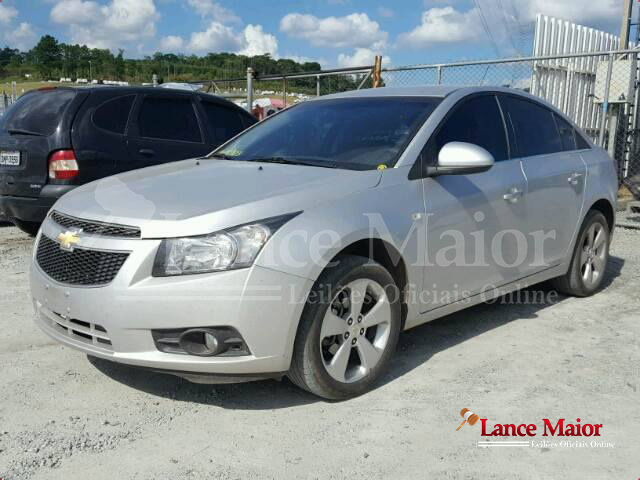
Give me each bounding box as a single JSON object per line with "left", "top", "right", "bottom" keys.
{"left": 399, "top": 0, "right": 623, "bottom": 52}
{"left": 0, "top": 3, "right": 18, "bottom": 25}
{"left": 238, "top": 25, "right": 278, "bottom": 57}
{"left": 159, "top": 35, "right": 184, "bottom": 52}
{"left": 9, "top": 22, "right": 38, "bottom": 50}
{"left": 167, "top": 22, "right": 278, "bottom": 57}
{"left": 0, "top": 5, "right": 36, "bottom": 51}
{"left": 186, "top": 0, "right": 240, "bottom": 23}
{"left": 398, "top": 6, "right": 481, "bottom": 47}
{"left": 337, "top": 47, "right": 390, "bottom": 68}
{"left": 50, "top": 0, "right": 160, "bottom": 50}
{"left": 280, "top": 12, "right": 387, "bottom": 49}
{"left": 510, "top": 0, "right": 620, "bottom": 25}
{"left": 187, "top": 22, "right": 243, "bottom": 52}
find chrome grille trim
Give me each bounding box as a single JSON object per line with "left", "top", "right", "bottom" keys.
{"left": 50, "top": 211, "right": 141, "bottom": 238}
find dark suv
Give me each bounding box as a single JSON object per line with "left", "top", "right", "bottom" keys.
{"left": 0, "top": 86, "right": 256, "bottom": 235}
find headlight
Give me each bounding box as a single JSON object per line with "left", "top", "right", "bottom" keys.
{"left": 152, "top": 213, "right": 300, "bottom": 276}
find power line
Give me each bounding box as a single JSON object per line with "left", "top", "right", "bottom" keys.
{"left": 496, "top": 0, "right": 519, "bottom": 55}
{"left": 472, "top": 0, "right": 501, "bottom": 56}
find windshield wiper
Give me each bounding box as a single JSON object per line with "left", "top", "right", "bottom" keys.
{"left": 6, "top": 128, "right": 45, "bottom": 137}
{"left": 246, "top": 156, "right": 337, "bottom": 169}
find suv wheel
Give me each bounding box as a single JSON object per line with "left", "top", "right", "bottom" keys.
{"left": 289, "top": 255, "right": 401, "bottom": 400}
{"left": 12, "top": 219, "right": 41, "bottom": 237}
{"left": 551, "top": 210, "right": 610, "bottom": 297}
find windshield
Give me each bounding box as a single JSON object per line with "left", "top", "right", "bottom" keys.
{"left": 213, "top": 97, "right": 441, "bottom": 170}
{"left": 1, "top": 89, "right": 76, "bottom": 136}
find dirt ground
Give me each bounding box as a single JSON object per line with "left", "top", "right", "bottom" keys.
{"left": 0, "top": 224, "right": 638, "bottom": 480}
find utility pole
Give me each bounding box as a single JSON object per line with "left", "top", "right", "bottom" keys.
{"left": 620, "top": 0, "right": 633, "bottom": 49}
{"left": 637, "top": 0, "right": 640, "bottom": 43}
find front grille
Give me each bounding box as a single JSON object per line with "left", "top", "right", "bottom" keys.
{"left": 47, "top": 310, "right": 113, "bottom": 350}
{"left": 50, "top": 211, "right": 141, "bottom": 238}
{"left": 36, "top": 235, "right": 129, "bottom": 286}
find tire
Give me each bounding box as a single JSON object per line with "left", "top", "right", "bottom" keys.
{"left": 551, "top": 210, "right": 610, "bottom": 297}
{"left": 12, "top": 219, "right": 41, "bottom": 237}
{"left": 288, "top": 255, "right": 402, "bottom": 400}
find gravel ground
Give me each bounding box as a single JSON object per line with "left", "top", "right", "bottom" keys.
{"left": 0, "top": 224, "right": 638, "bottom": 480}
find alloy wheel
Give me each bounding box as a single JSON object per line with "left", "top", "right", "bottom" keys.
{"left": 319, "top": 279, "right": 392, "bottom": 383}
{"left": 580, "top": 222, "right": 607, "bottom": 287}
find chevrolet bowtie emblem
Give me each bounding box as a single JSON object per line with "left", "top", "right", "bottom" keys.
{"left": 57, "top": 230, "right": 82, "bottom": 251}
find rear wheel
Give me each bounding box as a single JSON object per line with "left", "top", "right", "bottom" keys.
{"left": 12, "top": 219, "right": 41, "bottom": 237}
{"left": 288, "top": 255, "right": 401, "bottom": 400}
{"left": 551, "top": 210, "right": 610, "bottom": 297}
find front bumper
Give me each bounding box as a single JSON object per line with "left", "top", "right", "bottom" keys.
{"left": 30, "top": 217, "right": 313, "bottom": 376}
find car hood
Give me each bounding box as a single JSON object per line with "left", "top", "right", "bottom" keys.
{"left": 53, "top": 158, "right": 382, "bottom": 238}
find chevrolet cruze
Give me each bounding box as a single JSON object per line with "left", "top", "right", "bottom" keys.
{"left": 30, "top": 87, "right": 617, "bottom": 399}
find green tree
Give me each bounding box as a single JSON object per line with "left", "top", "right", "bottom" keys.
{"left": 32, "top": 35, "right": 62, "bottom": 79}
{"left": 115, "top": 49, "right": 125, "bottom": 79}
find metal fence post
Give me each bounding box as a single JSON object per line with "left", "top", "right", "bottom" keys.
{"left": 246, "top": 67, "right": 253, "bottom": 113}
{"left": 316, "top": 75, "right": 320, "bottom": 97}
{"left": 283, "top": 78, "right": 287, "bottom": 107}
{"left": 598, "top": 54, "right": 614, "bottom": 147}
{"left": 436, "top": 66, "right": 443, "bottom": 85}
{"left": 11, "top": 81, "right": 17, "bottom": 101}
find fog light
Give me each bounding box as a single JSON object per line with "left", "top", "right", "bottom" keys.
{"left": 152, "top": 326, "right": 250, "bottom": 357}
{"left": 179, "top": 329, "right": 222, "bottom": 357}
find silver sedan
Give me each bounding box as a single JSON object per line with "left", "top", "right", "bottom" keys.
{"left": 30, "top": 86, "right": 617, "bottom": 399}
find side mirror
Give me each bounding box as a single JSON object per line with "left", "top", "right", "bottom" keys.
{"left": 426, "top": 142, "right": 495, "bottom": 177}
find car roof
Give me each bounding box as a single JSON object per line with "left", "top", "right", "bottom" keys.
{"left": 319, "top": 86, "right": 461, "bottom": 100}
{"left": 315, "top": 85, "right": 567, "bottom": 118}
{"left": 28, "top": 85, "right": 247, "bottom": 109}
{"left": 317, "top": 85, "right": 543, "bottom": 102}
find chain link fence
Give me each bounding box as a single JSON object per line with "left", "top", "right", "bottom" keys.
{"left": 382, "top": 50, "right": 640, "bottom": 195}
{"left": 0, "top": 92, "right": 15, "bottom": 117}
{"left": 3, "top": 50, "right": 638, "bottom": 197}
{"left": 207, "top": 50, "right": 640, "bottom": 196}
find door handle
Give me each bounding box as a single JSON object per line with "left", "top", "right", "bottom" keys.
{"left": 139, "top": 149, "right": 155, "bottom": 157}
{"left": 568, "top": 172, "right": 583, "bottom": 186}
{"left": 503, "top": 187, "right": 523, "bottom": 203}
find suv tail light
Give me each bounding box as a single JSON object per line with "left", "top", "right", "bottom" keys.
{"left": 48, "top": 150, "right": 79, "bottom": 180}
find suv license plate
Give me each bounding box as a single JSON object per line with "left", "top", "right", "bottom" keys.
{"left": 0, "top": 151, "right": 20, "bottom": 166}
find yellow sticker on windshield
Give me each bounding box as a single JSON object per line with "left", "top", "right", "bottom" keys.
{"left": 377, "top": 164, "right": 387, "bottom": 170}
{"left": 220, "top": 149, "right": 242, "bottom": 157}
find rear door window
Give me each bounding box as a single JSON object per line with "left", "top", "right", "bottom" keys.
{"left": 575, "top": 131, "right": 591, "bottom": 150}
{"left": 554, "top": 114, "right": 577, "bottom": 151}
{"left": 201, "top": 102, "right": 246, "bottom": 144}
{"left": 92, "top": 95, "right": 135, "bottom": 134}
{"left": 1, "top": 89, "right": 76, "bottom": 136}
{"left": 500, "top": 96, "right": 563, "bottom": 157}
{"left": 138, "top": 96, "right": 202, "bottom": 143}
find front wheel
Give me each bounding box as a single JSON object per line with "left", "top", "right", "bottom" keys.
{"left": 551, "top": 210, "right": 610, "bottom": 297}
{"left": 288, "top": 255, "right": 401, "bottom": 400}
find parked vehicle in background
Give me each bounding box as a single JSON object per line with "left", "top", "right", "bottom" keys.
{"left": 0, "top": 86, "right": 256, "bottom": 235}
{"left": 30, "top": 86, "right": 617, "bottom": 399}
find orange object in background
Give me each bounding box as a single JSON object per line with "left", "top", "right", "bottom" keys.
{"left": 457, "top": 408, "right": 480, "bottom": 431}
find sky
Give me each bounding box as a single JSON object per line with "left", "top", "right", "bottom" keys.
{"left": 0, "top": 0, "right": 631, "bottom": 68}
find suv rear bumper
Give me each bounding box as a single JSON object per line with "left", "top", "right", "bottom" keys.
{"left": 0, "top": 185, "right": 75, "bottom": 223}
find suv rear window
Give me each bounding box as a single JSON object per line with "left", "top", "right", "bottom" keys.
{"left": 92, "top": 94, "right": 135, "bottom": 134}
{"left": 1, "top": 89, "right": 76, "bottom": 136}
